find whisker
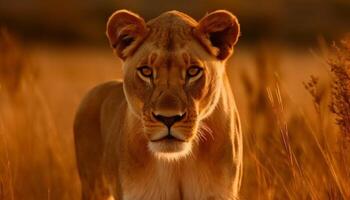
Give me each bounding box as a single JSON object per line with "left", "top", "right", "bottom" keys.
{"left": 198, "top": 122, "right": 214, "bottom": 141}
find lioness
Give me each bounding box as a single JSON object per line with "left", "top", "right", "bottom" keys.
{"left": 74, "top": 10, "right": 242, "bottom": 200}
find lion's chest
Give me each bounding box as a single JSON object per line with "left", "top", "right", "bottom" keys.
{"left": 120, "top": 161, "right": 234, "bottom": 200}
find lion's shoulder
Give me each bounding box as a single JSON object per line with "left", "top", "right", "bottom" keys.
{"left": 74, "top": 80, "right": 124, "bottom": 134}
{"left": 76, "top": 80, "right": 123, "bottom": 113}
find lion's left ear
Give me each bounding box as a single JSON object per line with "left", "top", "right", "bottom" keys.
{"left": 106, "top": 10, "right": 148, "bottom": 60}
{"left": 194, "top": 10, "right": 240, "bottom": 60}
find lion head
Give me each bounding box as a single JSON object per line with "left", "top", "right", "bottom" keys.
{"left": 106, "top": 10, "right": 240, "bottom": 160}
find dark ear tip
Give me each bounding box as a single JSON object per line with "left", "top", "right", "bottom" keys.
{"left": 107, "top": 10, "right": 146, "bottom": 27}
{"left": 197, "top": 10, "right": 240, "bottom": 34}
{"left": 201, "top": 10, "right": 238, "bottom": 21}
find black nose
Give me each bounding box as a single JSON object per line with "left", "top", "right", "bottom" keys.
{"left": 153, "top": 113, "right": 185, "bottom": 128}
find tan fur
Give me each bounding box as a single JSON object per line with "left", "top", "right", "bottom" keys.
{"left": 74, "top": 10, "right": 242, "bottom": 200}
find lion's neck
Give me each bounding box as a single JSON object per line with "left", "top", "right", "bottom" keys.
{"left": 196, "top": 73, "right": 238, "bottom": 157}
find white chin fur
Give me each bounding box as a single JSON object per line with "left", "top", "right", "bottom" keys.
{"left": 148, "top": 141, "right": 192, "bottom": 161}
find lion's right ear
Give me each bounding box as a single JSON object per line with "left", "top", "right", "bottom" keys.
{"left": 195, "top": 10, "right": 240, "bottom": 60}
{"left": 106, "top": 10, "right": 148, "bottom": 60}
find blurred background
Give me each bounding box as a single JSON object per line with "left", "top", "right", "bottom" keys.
{"left": 1, "top": 0, "right": 350, "bottom": 200}
{"left": 1, "top": 0, "right": 350, "bottom": 45}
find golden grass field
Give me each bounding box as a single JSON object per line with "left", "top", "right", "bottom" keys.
{"left": 0, "top": 29, "right": 349, "bottom": 199}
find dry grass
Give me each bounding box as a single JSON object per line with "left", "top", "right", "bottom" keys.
{"left": 239, "top": 38, "right": 350, "bottom": 199}
{"left": 1, "top": 29, "right": 350, "bottom": 199}
{"left": 0, "top": 29, "right": 81, "bottom": 200}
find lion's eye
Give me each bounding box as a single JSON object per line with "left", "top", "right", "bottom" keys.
{"left": 137, "top": 66, "right": 153, "bottom": 78}
{"left": 186, "top": 66, "right": 203, "bottom": 79}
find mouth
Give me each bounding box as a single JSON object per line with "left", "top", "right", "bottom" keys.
{"left": 150, "top": 133, "right": 185, "bottom": 142}
{"left": 147, "top": 131, "right": 192, "bottom": 160}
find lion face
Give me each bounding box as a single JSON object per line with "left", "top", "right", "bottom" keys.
{"left": 106, "top": 10, "right": 240, "bottom": 160}
{"left": 123, "top": 43, "right": 225, "bottom": 159}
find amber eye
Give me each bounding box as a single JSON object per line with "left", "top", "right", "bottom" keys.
{"left": 186, "top": 66, "right": 203, "bottom": 78}
{"left": 137, "top": 66, "right": 153, "bottom": 78}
